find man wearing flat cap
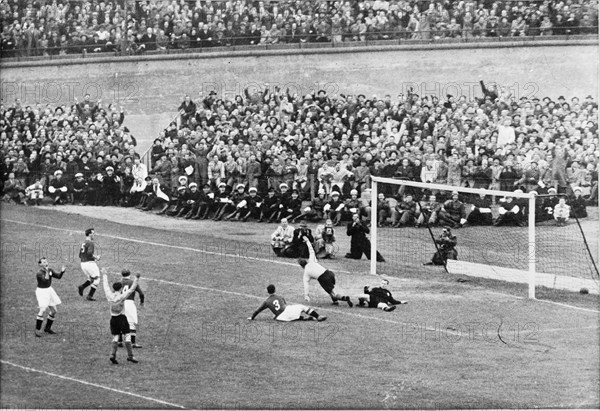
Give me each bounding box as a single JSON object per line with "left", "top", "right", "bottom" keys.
{"left": 48, "top": 170, "right": 69, "bottom": 205}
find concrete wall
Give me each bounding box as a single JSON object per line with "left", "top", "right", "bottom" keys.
{"left": 2, "top": 41, "right": 597, "bottom": 152}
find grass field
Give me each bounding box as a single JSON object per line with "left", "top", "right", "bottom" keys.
{"left": 1, "top": 203, "right": 599, "bottom": 409}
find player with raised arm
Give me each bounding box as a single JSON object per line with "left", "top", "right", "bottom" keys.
{"left": 119, "top": 269, "right": 145, "bottom": 348}
{"left": 77, "top": 228, "right": 100, "bottom": 301}
{"left": 34, "top": 257, "right": 65, "bottom": 337}
{"left": 298, "top": 237, "right": 354, "bottom": 306}
{"left": 248, "top": 284, "right": 326, "bottom": 322}
{"left": 102, "top": 268, "right": 140, "bottom": 364}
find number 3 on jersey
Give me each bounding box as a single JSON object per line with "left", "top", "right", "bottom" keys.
{"left": 273, "top": 300, "right": 280, "bottom": 310}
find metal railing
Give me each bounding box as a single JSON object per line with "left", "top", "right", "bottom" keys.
{"left": 1, "top": 26, "right": 597, "bottom": 62}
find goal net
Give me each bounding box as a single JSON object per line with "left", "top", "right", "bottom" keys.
{"left": 369, "top": 176, "right": 599, "bottom": 298}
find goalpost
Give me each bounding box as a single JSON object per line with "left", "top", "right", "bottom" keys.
{"left": 369, "top": 176, "right": 599, "bottom": 299}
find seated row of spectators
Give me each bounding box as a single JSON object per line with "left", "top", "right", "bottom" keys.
{"left": 1, "top": 0, "right": 598, "bottom": 57}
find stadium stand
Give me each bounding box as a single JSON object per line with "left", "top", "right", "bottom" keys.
{"left": 0, "top": 0, "right": 598, "bottom": 58}
{"left": 1, "top": 81, "right": 597, "bottom": 227}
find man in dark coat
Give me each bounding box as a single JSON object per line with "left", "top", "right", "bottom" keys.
{"left": 282, "top": 221, "right": 315, "bottom": 259}
{"left": 345, "top": 213, "right": 385, "bottom": 262}
{"left": 424, "top": 226, "right": 458, "bottom": 266}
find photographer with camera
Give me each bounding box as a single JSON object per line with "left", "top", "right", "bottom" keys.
{"left": 424, "top": 226, "right": 458, "bottom": 266}
{"left": 283, "top": 221, "right": 315, "bottom": 258}
{"left": 345, "top": 213, "right": 385, "bottom": 262}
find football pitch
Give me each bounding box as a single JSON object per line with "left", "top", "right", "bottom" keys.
{"left": 1, "top": 204, "right": 598, "bottom": 409}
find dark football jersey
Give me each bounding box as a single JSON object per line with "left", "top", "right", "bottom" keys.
{"left": 79, "top": 239, "right": 95, "bottom": 262}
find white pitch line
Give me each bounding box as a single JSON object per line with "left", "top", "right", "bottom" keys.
{"left": 147, "top": 278, "right": 460, "bottom": 334}
{"left": 0, "top": 360, "right": 186, "bottom": 409}
{"left": 148, "top": 278, "right": 599, "bottom": 334}
{"left": 3, "top": 218, "right": 598, "bottom": 314}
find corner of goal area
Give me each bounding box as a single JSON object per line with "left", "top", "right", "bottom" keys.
{"left": 445, "top": 260, "right": 600, "bottom": 295}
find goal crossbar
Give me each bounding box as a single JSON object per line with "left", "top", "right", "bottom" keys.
{"left": 369, "top": 176, "right": 537, "bottom": 298}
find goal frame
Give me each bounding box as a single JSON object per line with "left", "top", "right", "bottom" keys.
{"left": 369, "top": 176, "right": 537, "bottom": 299}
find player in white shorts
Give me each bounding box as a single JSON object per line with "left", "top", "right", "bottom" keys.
{"left": 35, "top": 257, "right": 65, "bottom": 337}
{"left": 78, "top": 228, "right": 100, "bottom": 301}
{"left": 248, "top": 284, "right": 326, "bottom": 322}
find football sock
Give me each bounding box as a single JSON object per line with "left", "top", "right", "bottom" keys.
{"left": 45, "top": 315, "right": 55, "bottom": 331}
{"left": 307, "top": 309, "right": 319, "bottom": 319}
{"left": 111, "top": 341, "right": 118, "bottom": 358}
{"left": 131, "top": 333, "right": 136, "bottom": 345}
{"left": 125, "top": 341, "right": 133, "bottom": 358}
{"left": 88, "top": 286, "right": 97, "bottom": 298}
{"left": 80, "top": 280, "right": 91, "bottom": 290}
{"left": 36, "top": 316, "right": 43, "bottom": 331}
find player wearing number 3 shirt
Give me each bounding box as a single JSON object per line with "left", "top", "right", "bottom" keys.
{"left": 78, "top": 228, "right": 100, "bottom": 301}
{"left": 248, "top": 284, "right": 326, "bottom": 322}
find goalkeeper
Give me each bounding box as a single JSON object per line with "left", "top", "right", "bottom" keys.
{"left": 356, "top": 279, "right": 407, "bottom": 311}
{"left": 424, "top": 226, "right": 458, "bottom": 266}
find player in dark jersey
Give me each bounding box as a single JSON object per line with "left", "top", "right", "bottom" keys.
{"left": 78, "top": 228, "right": 100, "bottom": 301}
{"left": 120, "top": 269, "right": 145, "bottom": 348}
{"left": 35, "top": 257, "right": 65, "bottom": 337}
{"left": 356, "top": 279, "right": 407, "bottom": 311}
{"left": 248, "top": 284, "right": 326, "bottom": 322}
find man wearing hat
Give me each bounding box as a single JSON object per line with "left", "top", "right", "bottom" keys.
{"left": 258, "top": 187, "right": 280, "bottom": 223}
{"left": 141, "top": 178, "right": 170, "bottom": 212}
{"left": 236, "top": 187, "right": 262, "bottom": 222}
{"left": 538, "top": 187, "right": 559, "bottom": 221}
{"left": 102, "top": 166, "right": 122, "bottom": 206}
{"left": 516, "top": 161, "right": 540, "bottom": 193}
{"left": 494, "top": 193, "right": 525, "bottom": 227}
{"left": 191, "top": 184, "right": 215, "bottom": 220}
{"left": 71, "top": 173, "right": 88, "bottom": 205}
{"left": 172, "top": 182, "right": 198, "bottom": 218}
{"left": 135, "top": 176, "right": 154, "bottom": 209}
{"left": 569, "top": 187, "right": 588, "bottom": 219}
{"left": 277, "top": 189, "right": 302, "bottom": 222}
{"left": 48, "top": 170, "right": 69, "bottom": 205}
{"left": 212, "top": 182, "right": 232, "bottom": 221}
{"left": 223, "top": 184, "right": 248, "bottom": 221}
{"left": 437, "top": 191, "right": 467, "bottom": 228}
{"left": 345, "top": 213, "right": 385, "bottom": 262}
{"left": 323, "top": 191, "right": 345, "bottom": 226}
{"left": 283, "top": 220, "right": 315, "bottom": 259}
{"left": 424, "top": 226, "right": 458, "bottom": 266}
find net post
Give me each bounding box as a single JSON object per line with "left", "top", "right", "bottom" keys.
{"left": 528, "top": 194, "right": 536, "bottom": 299}
{"left": 370, "top": 180, "right": 378, "bottom": 275}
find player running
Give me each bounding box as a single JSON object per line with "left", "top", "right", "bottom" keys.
{"left": 298, "top": 236, "right": 354, "bottom": 306}
{"left": 356, "top": 278, "right": 408, "bottom": 311}
{"left": 34, "top": 257, "right": 65, "bottom": 337}
{"left": 248, "top": 284, "right": 326, "bottom": 322}
{"left": 102, "top": 268, "right": 140, "bottom": 364}
{"left": 77, "top": 228, "right": 100, "bottom": 301}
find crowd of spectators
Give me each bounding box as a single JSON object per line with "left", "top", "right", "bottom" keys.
{"left": 1, "top": 80, "right": 598, "bottom": 230}
{"left": 1, "top": 94, "right": 140, "bottom": 205}
{"left": 1, "top": 0, "right": 598, "bottom": 57}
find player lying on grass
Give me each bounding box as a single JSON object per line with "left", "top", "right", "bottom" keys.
{"left": 298, "top": 236, "right": 354, "bottom": 307}
{"left": 356, "top": 279, "right": 408, "bottom": 311}
{"left": 102, "top": 268, "right": 140, "bottom": 364}
{"left": 248, "top": 284, "right": 327, "bottom": 322}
